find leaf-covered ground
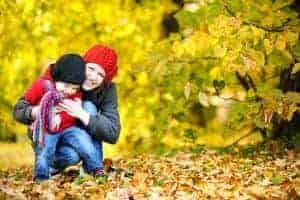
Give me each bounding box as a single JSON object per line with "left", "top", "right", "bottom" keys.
{"left": 0, "top": 144, "right": 299, "bottom": 200}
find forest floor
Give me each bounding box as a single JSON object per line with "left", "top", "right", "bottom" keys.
{"left": 0, "top": 141, "right": 299, "bottom": 200}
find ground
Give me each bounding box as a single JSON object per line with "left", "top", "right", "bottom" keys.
{"left": 0, "top": 142, "right": 299, "bottom": 200}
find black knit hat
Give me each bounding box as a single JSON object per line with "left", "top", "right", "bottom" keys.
{"left": 51, "top": 54, "right": 85, "bottom": 85}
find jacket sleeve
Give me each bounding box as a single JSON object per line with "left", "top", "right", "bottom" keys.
{"left": 87, "top": 83, "right": 121, "bottom": 144}
{"left": 13, "top": 79, "right": 45, "bottom": 125}
{"left": 24, "top": 79, "right": 45, "bottom": 105}
{"left": 12, "top": 97, "right": 34, "bottom": 125}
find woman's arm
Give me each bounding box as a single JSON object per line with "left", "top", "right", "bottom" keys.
{"left": 87, "top": 83, "right": 121, "bottom": 144}
{"left": 13, "top": 79, "right": 45, "bottom": 124}
{"left": 12, "top": 97, "right": 34, "bottom": 125}
{"left": 59, "top": 83, "right": 121, "bottom": 144}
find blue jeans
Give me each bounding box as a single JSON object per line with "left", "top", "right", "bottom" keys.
{"left": 34, "top": 126, "right": 101, "bottom": 180}
{"left": 50, "top": 101, "right": 103, "bottom": 174}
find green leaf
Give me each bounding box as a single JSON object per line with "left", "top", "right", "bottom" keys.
{"left": 184, "top": 129, "right": 197, "bottom": 142}
{"left": 175, "top": 10, "right": 202, "bottom": 29}
{"left": 95, "top": 175, "right": 108, "bottom": 185}
{"left": 154, "top": 178, "right": 166, "bottom": 187}
{"left": 271, "top": 175, "right": 283, "bottom": 185}
{"left": 191, "top": 144, "right": 206, "bottom": 154}
{"left": 291, "top": 63, "right": 300, "bottom": 74}
{"left": 268, "top": 49, "right": 293, "bottom": 68}
{"left": 272, "top": 0, "right": 294, "bottom": 10}
{"left": 213, "top": 79, "right": 225, "bottom": 94}
{"left": 293, "top": 42, "right": 300, "bottom": 61}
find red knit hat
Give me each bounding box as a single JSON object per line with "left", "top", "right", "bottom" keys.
{"left": 83, "top": 44, "right": 118, "bottom": 84}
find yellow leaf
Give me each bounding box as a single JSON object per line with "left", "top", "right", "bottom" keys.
{"left": 214, "top": 46, "right": 227, "bottom": 58}
{"left": 291, "top": 63, "right": 300, "bottom": 74}
{"left": 209, "top": 95, "right": 228, "bottom": 106}
{"left": 263, "top": 39, "right": 273, "bottom": 55}
{"left": 198, "top": 92, "right": 209, "bottom": 107}
{"left": 209, "top": 67, "right": 222, "bottom": 80}
{"left": 275, "top": 35, "right": 286, "bottom": 50}
{"left": 184, "top": 82, "right": 191, "bottom": 99}
{"left": 137, "top": 72, "right": 149, "bottom": 86}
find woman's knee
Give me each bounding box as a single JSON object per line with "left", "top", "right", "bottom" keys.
{"left": 63, "top": 127, "right": 92, "bottom": 144}
{"left": 83, "top": 101, "right": 97, "bottom": 116}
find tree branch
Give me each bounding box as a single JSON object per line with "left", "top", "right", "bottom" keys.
{"left": 222, "top": 3, "right": 291, "bottom": 32}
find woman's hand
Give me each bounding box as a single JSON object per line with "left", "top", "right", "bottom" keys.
{"left": 51, "top": 114, "right": 62, "bottom": 130}
{"left": 58, "top": 99, "right": 90, "bottom": 126}
{"left": 31, "top": 105, "right": 40, "bottom": 120}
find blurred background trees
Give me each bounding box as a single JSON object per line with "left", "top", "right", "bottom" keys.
{"left": 1, "top": 0, "right": 299, "bottom": 156}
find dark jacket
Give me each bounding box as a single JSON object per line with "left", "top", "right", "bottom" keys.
{"left": 13, "top": 82, "right": 121, "bottom": 144}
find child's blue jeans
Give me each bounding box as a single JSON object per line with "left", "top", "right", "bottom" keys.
{"left": 34, "top": 101, "right": 102, "bottom": 181}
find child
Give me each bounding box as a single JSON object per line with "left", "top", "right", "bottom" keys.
{"left": 25, "top": 54, "right": 103, "bottom": 181}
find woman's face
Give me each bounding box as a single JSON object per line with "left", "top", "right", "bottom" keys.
{"left": 82, "top": 63, "right": 106, "bottom": 91}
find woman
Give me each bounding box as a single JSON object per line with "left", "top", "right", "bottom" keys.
{"left": 13, "top": 44, "right": 121, "bottom": 175}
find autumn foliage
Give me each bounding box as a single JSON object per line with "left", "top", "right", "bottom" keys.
{"left": 0, "top": 0, "right": 300, "bottom": 154}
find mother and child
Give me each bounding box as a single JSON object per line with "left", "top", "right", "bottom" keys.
{"left": 12, "top": 44, "right": 121, "bottom": 182}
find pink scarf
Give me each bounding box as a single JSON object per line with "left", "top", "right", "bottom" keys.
{"left": 32, "top": 80, "right": 62, "bottom": 146}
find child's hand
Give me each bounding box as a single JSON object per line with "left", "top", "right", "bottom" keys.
{"left": 58, "top": 99, "right": 83, "bottom": 118}
{"left": 54, "top": 106, "right": 63, "bottom": 114}
{"left": 58, "top": 98, "right": 90, "bottom": 125}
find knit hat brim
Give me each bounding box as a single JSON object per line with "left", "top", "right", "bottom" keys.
{"left": 83, "top": 44, "right": 118, "bottom": 83}
{"left": 52, "top": 54, "right": 86, "bottom": 85}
